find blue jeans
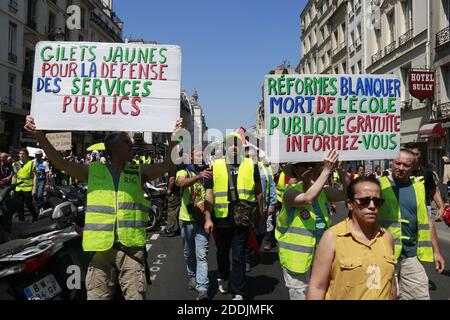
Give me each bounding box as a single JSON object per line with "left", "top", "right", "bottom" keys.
{"left": 180, "top": 220, "right": 210, "bottom": 292}
{"left": 35, "top": 179, "right": 46, "bottom": 210}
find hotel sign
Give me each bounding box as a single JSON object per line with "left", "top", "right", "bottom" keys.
{"left": 408, "top": 69, "right": 435, "bottom": 102}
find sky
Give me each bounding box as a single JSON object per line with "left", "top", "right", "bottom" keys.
{"left": 114, "top": 0, "right": 308, "bottom": 134}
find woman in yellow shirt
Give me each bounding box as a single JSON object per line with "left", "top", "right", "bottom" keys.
{"left": 307, "top": 176, "right": 397, "bottom": 300}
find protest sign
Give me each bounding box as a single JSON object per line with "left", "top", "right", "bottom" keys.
{"left": 31, "top": 42, "right": 181, "bottom": 132}
{"left": 264, "top": 74, "right": 401, "bottom": 162}
{"left": 45, "top": 132, "right": 72, "bottom": 151}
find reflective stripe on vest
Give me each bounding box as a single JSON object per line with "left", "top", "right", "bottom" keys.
{"left": 82, "top": 162, "right": 149, "bottom": 252}
{"left": 275, "top": 182, "right": 330, "bottom": 273}
{"left": 15, "top": 160, "right": 35, "bottom": 192}
{"left": 276, "top": 171, "right": 286, "bottom": 202}
{"left": 212, "top": 158, "right": 256, "bottom": 218}
{"left": 378, "top": 176, "right": 433, "bottom": 262}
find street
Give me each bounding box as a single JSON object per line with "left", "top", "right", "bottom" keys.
{"left": 144, "top": 201, "right": 450, "bottom": 300}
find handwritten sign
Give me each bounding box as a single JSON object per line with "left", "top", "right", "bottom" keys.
{"left": 45, "top": 132, "right": 72, "bottom": 151}
{"left": 31, "top": 42, "right": 181, "bottom": 132}
{"left": 264, "top": 74, "right": 402, "bottom": 162}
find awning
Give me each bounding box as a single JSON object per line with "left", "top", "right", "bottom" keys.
{"left": 417, "top": 122, "right": 446, "bottom": 139}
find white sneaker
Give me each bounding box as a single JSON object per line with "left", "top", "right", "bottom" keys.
{"left": 232, "top": 294, "right": 243, "bottom": 300}
{"left": 217, "top": 278, "right": 228, "bottom": 294}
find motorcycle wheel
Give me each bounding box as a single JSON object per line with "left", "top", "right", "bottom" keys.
{"left": 146, "top": 206, "right": 158, "bottom": 231}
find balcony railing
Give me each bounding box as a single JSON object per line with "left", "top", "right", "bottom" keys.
{"left": 372, "top": 50, "right": 382, "bottom": 64}
{"left": 332, "top": 41, "right": 346, "bottom": 56}
{"left": 437, "top": 102, "right": 450, "bottom": 119}
{"left": 90, "top": 12, "right": 122, "bottom": 43}
{"left": 8, "top": 52, "right": 17, "bottom": 64}
{"left": 349, "top": 10, "right": 354, "bottom": 21}
{"left": 436, "top": 26, "right": 450, "bottom": 48}
{"left": 355, "top": 1, "right": 361, "bottom": 12}
{"left": 355, "top": 37, "right": 361, "bottom": 48}
{"left": 9, "top": 0, "right": 18, "bottom": 13}
{"left": 385, "top": 40, "right": 396, "bottom": 55}
{"left": 399, "top": 29, "right": 413, "bottom": 46}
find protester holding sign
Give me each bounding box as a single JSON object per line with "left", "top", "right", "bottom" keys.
{"left": 275, "top": 150, "right": 350, "bottom": 300}
{"left": 24, "top": 115, "right": 184, "bottom": 300}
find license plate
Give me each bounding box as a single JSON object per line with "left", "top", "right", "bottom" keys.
{"left": 23, "top": 274, "right": 62, "bottom": 300}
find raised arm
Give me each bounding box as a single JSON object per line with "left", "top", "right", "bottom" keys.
{"left": 284, "top": 150, "right": 339, "bottom": 207}
{"left": 324, "top": 161, "right": 350, "bottom": 202}
{"left": 24, "top": 116, "right": 88, "bottom": 182}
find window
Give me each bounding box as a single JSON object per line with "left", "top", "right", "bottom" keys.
{"left": 387, "top": 11, "right": 395, "bottom": 43}
{"left": 342, "top": 62, "right": 347, "bottom": 73}
{"left": 8, "top": 74, "right": 16, "bottom": 107}
{"left": 351, "top": 66, "right": 355, "bottom": 74}
{"left": 27, "top": 0, "right": 37, "bottom": 28}
{"left": 48, "top": 11, "right": 56, "bottom": 35}
{"left": 358, "top": 60, "right": 362, "bottom": 74}
{"left": 81, "top": 7, "right": 86, "bottom": 29}
{"left": 8, "top": 22, "right": 17, "bottom": 63}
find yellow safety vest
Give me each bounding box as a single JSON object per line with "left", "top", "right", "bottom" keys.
{"left": 276, "top": 171, "right": 286, "bottom": 202}
{"left": 276, "top": 182, "right": 331, "bottom": 273}
{"left": 15, "top": 160, "right": 35, "bottom": 192}
{"left": 378, "top": 176, "right": 433, "bottom": 262}
{"left": 82, "top": 162, "right": 149, "bottom": 252}
{"left": 212, "top": 158, "right": 256, "bottom": 218}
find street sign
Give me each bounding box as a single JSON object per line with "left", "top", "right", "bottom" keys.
{"left": 408, "top": 69, "right": 435, "bottom": 102}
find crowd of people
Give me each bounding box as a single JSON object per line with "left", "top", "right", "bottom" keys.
{"left": 4, "top": 115, "right": 448, "bottom": 301}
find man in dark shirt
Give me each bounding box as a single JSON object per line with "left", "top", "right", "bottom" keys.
{"left": 0, "top": 153, "right": 13, "bottom": 188}
{"left": 161, "top": 161, "right": 184, "bottom": 237}
{"left": 405, "top": 143, "right": 445, "bottom": 221}
{"left": 204, "top": 133, "right": 263, "bottom": 300}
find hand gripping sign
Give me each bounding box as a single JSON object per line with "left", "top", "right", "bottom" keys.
{"left": 31, "top": 41, "right": 181, "bottom": 132}
{"left": 264, "top": 74, "right": 402, "bottom": 163}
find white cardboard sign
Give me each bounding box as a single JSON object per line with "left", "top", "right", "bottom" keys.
{"left": 31, "top": 41, "right": 181, "bottom": 132}
{"left": 264, "top": 74, "right": 402, "bottom": 162}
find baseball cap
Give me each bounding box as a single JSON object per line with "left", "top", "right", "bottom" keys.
{"left": 35, "top": 149, "right": 43, "bottom": 155}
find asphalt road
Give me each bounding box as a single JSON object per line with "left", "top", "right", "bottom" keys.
{"left": 145, "top": 202, "right": 450, "bottom": 300}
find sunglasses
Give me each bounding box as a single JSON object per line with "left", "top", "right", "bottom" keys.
{"left": 353, "top": 197, "right": 384, "bottom": 208}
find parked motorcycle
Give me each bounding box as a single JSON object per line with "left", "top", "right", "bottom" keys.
{"left": 144, "top": 181, "right": 167, "bottom": 231}
{"left": 0, "top": 202, "right": 90, "bottom": 300}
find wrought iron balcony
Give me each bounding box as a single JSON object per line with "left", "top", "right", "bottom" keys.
{"left": 437, "top": 102, "right": 450, "bottom": 119}
{"left": 436, "top": 26, "right": 450, "bottom": 48}
{"left": 90, "top": 12, "right": 122, "bottom": 43}
{"left": 355, "top": 0, "right": 361, "bottom": 12}
{"left": 399, "top": 29, "right": 413, "bottom": 46}
{"left": 9, "top": 0, "right": 18, "bottom": 13}
{"left": 355, "top": 37, "right": 361, "bottom": 48}
{"left": 372, "top": 50, "right": 382, "bottom": 64}
{"left": 385, "top": 40, "right": 396, "bottom": 55}
{"left": 8, "top": 52, "right": 17, "bottom": 64}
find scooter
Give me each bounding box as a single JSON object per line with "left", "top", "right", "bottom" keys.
{"left": 144, "top": 181, "right": 167, "bottom": 231}
{"left": 0, "top": 201, "right": 89, "bottom": 300}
